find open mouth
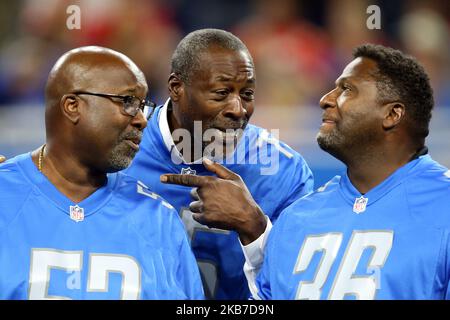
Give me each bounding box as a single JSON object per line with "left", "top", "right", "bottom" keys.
{"left": 210, "top": 128, "right": 242, "bottom": 142}
{"left": 124, "top": 138, "right": 141, "bottom": 151}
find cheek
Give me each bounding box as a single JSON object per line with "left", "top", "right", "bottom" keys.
{"left": 336, "top": 94, "right": 349, "bottom": 109}
{"left": 182, "top": 93, "right": 202, "bottom": 121}
{"left": 188, "top": 95, "right": 221, "bottom": 122}
{"left": 244, "top": 102, "right": 255, "bottom": 118}
{"left": 82, "top": 112, "right": 127, "bottom": 147}
{"left": 342, "top": 107, "right": 379, "bottom": 135}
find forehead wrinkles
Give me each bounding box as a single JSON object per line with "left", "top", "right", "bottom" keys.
{"left": 214, "top": 67, "right": 254, "bottom": 80}
{"left": 199, "top": 49, "right": 254, "bottom": 77}
{"left": 208, "top": 64, "right": 255, "bottom": 86}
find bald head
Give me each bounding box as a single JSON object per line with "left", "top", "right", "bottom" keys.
{"left": 45, "top": 46, "right": 146, "bottom": 109}
{"left": 45, "top": 46, "right": 147, "bottom": 139}
{"left": 43, "top": 46, "right": 148, "bottom": 173}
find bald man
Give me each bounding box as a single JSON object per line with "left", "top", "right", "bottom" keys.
{"left": 0, "top": 46, "right": 203, "bottom": 300}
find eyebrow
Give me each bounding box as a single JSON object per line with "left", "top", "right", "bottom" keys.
{"left": 335, "top": 77, "right": 351, "bottom": 86}
{"left": 117, "top": 88, "right": 149, "bottom": 101}
{"left": 215, "top": 75, "right": 256, "bottom": 84}
{"left": 118, "top": 88, "right": 138, "bottom": 95}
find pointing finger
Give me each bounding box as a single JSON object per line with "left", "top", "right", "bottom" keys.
{"left": 202, "top": 158, "right": 240, "bottom": 180}
{"left": 160, "top": 174, "right": 210, "bottom": 187}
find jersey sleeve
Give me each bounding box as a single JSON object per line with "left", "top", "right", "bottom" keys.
{"left": 120, "top": 175, "right": 204, "bottom": 299}
{"left": 241, "top": 135, "right": 313, "bottom": 297}
{"left": 267, "top": 138, "right": 314, "bottom": 223}
{"left": 250, "top": 207, "right": 293, "bottom": 300}
{"left": 251, "top": 218, "right": 280, "bottom": 300}
{"left": 252, "top": 254, "right": 272, "bottom": 300}
{"left": 243, "top": 217, "right": 272, "bottom": 298}
{"left": 0, "top": 160, "right": 33, "bottom": 231}
{"left": 176, "top": 226, "right": 205, "bottom": 300}
{"left": 278, "top": 152, "right": 314, "bottom": 212}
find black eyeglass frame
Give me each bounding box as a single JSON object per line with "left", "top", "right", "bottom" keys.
{"left": 72, "top": 91, "right": 156, "bottom": 119}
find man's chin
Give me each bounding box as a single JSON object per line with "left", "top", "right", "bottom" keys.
{"left": 106, "top": 149, "right": 137, "bottom": 172}
{"left": 203, "top": 132, "right": 243, "bottom": 161}
{"left": 105, "top": 158, "right": 132, "bottom": 173}
{"left": 316, "top": 133, "right": 349, "bottom": 163}
{"left": 202, "top": 143, "right": 234, "bottom": 162}
{"left": 317, "top": 132, "right": 337, "bottom": 152}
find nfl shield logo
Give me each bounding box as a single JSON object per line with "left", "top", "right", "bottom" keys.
{"left": 353, "top": 196, "right": 368, "bottom": 214}
{"left": 181, "top": 167, "right": 196, "bottom": 175}
{"left": 70, "top": 205, "right": 84, "bottom": 222}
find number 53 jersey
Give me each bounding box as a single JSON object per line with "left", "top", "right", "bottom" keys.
{"left": 0, "top": 153, "right": 204, "bottom": 300}
{"left": 255, "top": 155, "right": 450, "bottom": 300}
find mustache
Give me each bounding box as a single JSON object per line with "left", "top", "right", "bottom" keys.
{"left": 209, "top": 118, "right": 248, "bottom": 130}
{"left": 119, "top": 130, "right": 142, "bottom": 141}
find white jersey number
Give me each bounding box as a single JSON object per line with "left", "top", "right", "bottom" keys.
{"left": 294, "top": 231, "right": 393, "bottom": 300}
{"left": 28, "top": 249, "right": 141, "bottom": 300}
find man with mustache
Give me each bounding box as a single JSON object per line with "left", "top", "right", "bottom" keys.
{"left": 248, "top": 44, "right": 450, "bottom": 299}
{"left": 166, "top": 43, "right": 450, "bottom": 299}
{"left": 125, "top": 28, "right": 314, "bottom": 299}
{"left": 0, "top": 46, "right": 203, "bottom": 299}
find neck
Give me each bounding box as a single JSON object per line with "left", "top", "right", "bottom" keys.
{"left": 32, "top": 143, "right": 107, "bottom": 203}
{"left": 168, "top": 103, "right": 180, "bottom": 133}
{"left": 344, "top": 143, "right": 422, "bottom": 194}
{"left": 167, "top": 106, "right": 202, "bottom": 163}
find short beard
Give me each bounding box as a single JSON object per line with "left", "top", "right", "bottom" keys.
{"left": 201, "top": 117, "right": 247, "bottom": 161}
{"left": 202, "top": 129, "right": 244, "bottom": 162}
{"left": 105, "top": 146, "right": 135, "bottom": 172}
{"left": 316, "top": 121, "right": 381, "bottom": 164}
{"left": 105, "top": 131, "right": 141, "bottom": 172}
{"left": 316, "top": 129, "right": 346, "bottom": 160}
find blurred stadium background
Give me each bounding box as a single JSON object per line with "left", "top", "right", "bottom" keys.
{"left": 0, "top": 0, "right": 449, "bottom": 187}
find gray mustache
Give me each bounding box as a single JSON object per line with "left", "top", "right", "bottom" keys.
{"left": 120, "top": 131, "right": 142, "bottom": 141}
{"left": 210, "top": 120, "right": 248, "bottom": 130}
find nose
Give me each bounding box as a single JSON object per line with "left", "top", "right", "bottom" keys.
{"left": 130, "top": 109, "right": 148, "bottom": 130}
{"left": 319, "top": 89, "right": 337, "bottom": 110}
{"left": 222, "top": 95, "right": 246, "bottom": 120}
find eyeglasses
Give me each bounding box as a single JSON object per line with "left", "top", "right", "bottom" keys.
{"left": 72, "top": 91, "right": 156, "bottom": 118}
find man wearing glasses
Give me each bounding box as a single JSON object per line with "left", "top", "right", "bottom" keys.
{"left": 0, "top": 46, "right": 203, "bottom": 299}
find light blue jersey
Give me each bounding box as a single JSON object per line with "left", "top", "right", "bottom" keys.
{"left": 125, "top": 104, "right": 314, "bottom": 299}
{"left": 0, "top": 153, "right": 204, "bottom": 300}
{"left": 255, "top": 155, "right": 450, "bottom": 300}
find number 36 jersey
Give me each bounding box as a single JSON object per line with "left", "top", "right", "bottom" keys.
{"left": 0, "top": 153, "right": 204, "bottom": 300}
{"left": 255, "top": 155, "right": 450, "bottom": 300}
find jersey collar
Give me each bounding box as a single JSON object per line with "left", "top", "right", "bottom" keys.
{"left": 158, "top": 99, "right": 205, "bottom": 165}
{"left": 18, "top": 153, "right": 119, "bottom": 218}
{"left": 158, "top": 98, "right": 242, "bottom": 166}
{"left": 339, "top": 154, "right": 431, "bottom": 207}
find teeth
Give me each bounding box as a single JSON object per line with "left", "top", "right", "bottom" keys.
{"left": 210, "top": 129, "right": 238, "bottom": 142}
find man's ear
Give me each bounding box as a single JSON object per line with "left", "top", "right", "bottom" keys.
{"left": 168, "top": 73, "right": 184, "bottom": 102}
{"left": 382, "top": 102, "right": 405, "bottom": 130}
{"left": 60, "top": 94, "right": 80, "bottom": 124}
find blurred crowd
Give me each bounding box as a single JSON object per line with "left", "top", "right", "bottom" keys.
{"left": 0, "top": 0, "right": 449, "bottom": 108}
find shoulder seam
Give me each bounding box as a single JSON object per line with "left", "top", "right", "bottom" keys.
{"left": 3, "top": 187, "right": 35, "bottom": 231}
